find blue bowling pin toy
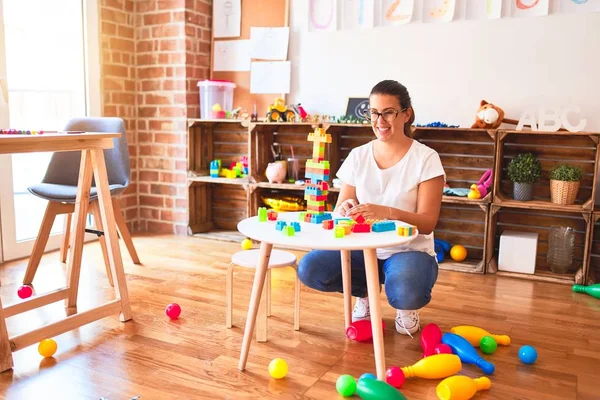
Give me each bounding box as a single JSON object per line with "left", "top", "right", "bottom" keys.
{"left": 442, "top": 332, "right": 495, "bottom": 375}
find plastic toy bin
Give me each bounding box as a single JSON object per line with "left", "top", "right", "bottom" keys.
{"left": 197, "top": 80, "right": 236, "bottom": 119}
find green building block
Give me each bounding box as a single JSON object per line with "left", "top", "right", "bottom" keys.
{"left": 283, "top": 225, "right": 295, "bottom": 236}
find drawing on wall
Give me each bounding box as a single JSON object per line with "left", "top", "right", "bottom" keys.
{"left": 381, "top": 0, "right": 414, "bottom": 26}
{"left": 342, "top": 0, "right": 374, "bottom": 30}
{"left": 511, "top": 0, "right": 549, "bottom": 17}
{"left": 423, "top": 0, "right": 457, "bottom": 23}
{"left": 308, "top": 0, "right": 337, "bottom": 32}
{"left": 213, "top": 0, "right": 241, "bottom": 38}
{"left": 466, "top": 0, "right": 502, "bottom": 20}
{"left": 560, "top": 0, "right": 600, "bottom": 13}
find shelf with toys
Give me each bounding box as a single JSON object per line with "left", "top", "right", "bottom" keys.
{"left": 185, "top": 105, "right": 600, "bottom": 285}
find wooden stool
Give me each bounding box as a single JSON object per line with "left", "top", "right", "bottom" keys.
{"left": 226, "top": 249, "right": 300, "bottom": 341}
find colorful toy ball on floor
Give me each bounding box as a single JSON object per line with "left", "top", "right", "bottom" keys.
{"left": 241, "top": 238, "right": 252, "bottom": 250}
{"left": 165, "top": 303, "right": 181, "bottom": 319}
{"left": 38, "top": 338, "right": 57, "bottom": 358}
{"left": 268, "top": 358, "right": 288, "bottom": 379}
{"left": 518, "top": 345, "right": 537, "bottom": 364}
{"left": 336, "top": 374, "right": 357, "bottom": 397}
{"left": 17, "top": 284, "right": 33, "bottom": 299}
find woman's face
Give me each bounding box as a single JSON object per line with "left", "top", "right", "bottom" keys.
{"left": 367, "top": 94, "right": 409, "bottom": 142}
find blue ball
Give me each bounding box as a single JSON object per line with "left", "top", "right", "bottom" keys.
{"left": 359, "top": 373, "right": 376, "bottom": 382}
{"left": 518, "top": 345, "right": 538, "bottom": 364}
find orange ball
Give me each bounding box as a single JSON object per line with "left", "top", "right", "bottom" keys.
{"left": 450, "top": 245, "right": 467, "bottom": 262}
{"left": 38, "top": 339, "right": 57, "bottom": 358}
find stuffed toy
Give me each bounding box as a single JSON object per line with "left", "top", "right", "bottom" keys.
{"left": 471, "top": 100, "right": 518, "bottom": 129}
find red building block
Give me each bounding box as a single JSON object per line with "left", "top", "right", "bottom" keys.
{"left": 267, "top": 210, "right": 278, "bottom": 221}
{"left": 352, "top": 223, "right": 371, "bottom": 233}
{"left": 322, "top": 219, "right": 334, "bottom": 230}
{"left": 352, "top": 214, "right": 365, "bottom": 224}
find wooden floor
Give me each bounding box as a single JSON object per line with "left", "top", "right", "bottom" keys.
{"left": 0, "top": 234, "right": 598, "bottom": 399}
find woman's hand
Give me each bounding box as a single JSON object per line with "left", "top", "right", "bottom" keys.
{"left": 347, "top": 203, "right": 389, "bottom": 220}
{"left": 338, "top": 198, "right": 358, "bottom": 217}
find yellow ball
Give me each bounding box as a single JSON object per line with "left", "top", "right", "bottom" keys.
{"left": 450, "top": 245, "right": 467, "bottom": 262}
{"left": 268, "top": 358, "right": 288, "bottom": 379}
{"left": 38, "top": 339, "right": 57, "bottom": 358}
{"left": 241, "top": 238, "right": 252, "bottom": 250}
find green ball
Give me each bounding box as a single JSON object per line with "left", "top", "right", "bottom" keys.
{"left": 480, "top": 335, "right": 498, "bottom": 354}
{"left": 336, "top": 374, "right": 357, "bottom": 397}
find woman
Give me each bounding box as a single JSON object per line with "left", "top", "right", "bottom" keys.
{"left": 297, "top": 80, "right": 446, "bottom": 336}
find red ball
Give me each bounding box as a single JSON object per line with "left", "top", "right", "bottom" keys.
{"left": 385, "top": 366, "right": 405, "bottom": 388}
{"left": 165, "top": 303, "right": 181, "bottom": 319}
{"left": 17, "top": 285, "right": 33, "bottom": 299}
{"left": 434, "top": 343, "right": 453, "bottom": 355}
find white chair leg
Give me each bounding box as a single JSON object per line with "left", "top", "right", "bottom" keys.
{"left": 266, "top": 269, "right": 271, "bottom": 317}
{"left": 226, "top": 263, "right": 234, "bottom": 328}
{"left": 294, "top": 265, "right": 300, "bottom": 331}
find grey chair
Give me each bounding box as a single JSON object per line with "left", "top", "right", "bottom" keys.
{"left": 23, "top": 117, "right": 141, "bottom": 287}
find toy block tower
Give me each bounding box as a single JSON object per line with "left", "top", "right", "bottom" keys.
{"left": 301, "top": 127, "right": 333, "bottom": 224}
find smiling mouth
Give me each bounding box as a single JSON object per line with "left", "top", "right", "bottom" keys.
{"left": 377, "top": 127, "right": 390, "bottom": 134}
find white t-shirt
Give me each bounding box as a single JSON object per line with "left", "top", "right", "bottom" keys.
{"left": 336, "top": 139, "right": 446, "bottom": 260}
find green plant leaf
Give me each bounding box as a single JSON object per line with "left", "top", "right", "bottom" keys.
{"left": 549, "top": 163, "right": 583, "bottom": 182}
{"left": 507, "top": 152, "right": 542, "bottom": 183}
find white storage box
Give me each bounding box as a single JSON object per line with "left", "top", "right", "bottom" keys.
{"left": 197, "top": 80, "right": 236, "bottom": 119}
{"left": 498, "top": 230, "right": 538, "bottom": 274}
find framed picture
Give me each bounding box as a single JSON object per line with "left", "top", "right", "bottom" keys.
{"left": 345, "top": 97, "right": 369, "bottom": 120}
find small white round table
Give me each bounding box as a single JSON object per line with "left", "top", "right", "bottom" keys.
{"left": 236, "top": 211, "right": 418, "bottom": 381}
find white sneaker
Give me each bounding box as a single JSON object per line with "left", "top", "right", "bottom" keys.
{"left": 352, "top": 297, "right": 370, "bottom": 322}
{"left": 395, "top": 310, "right": 420, "bottom": 337}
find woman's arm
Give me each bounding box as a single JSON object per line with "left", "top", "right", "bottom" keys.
{"left": 389, "top": 175, "right": 445, "bottom": 235}
{"left": 346, "top": 175, "right": 444, "bottom": 234}
{"left": 334, "top": 182, "right": 358, "bottom": 216}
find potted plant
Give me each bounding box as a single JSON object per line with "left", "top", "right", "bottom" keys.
{"left": 549, "top": 164, "right": 583, "bottom": 205}
{"left": 507, "top": 152, "right": 541, "bottom": 201}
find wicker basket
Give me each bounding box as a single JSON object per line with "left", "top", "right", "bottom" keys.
{"left": 550, "top": 179, "right": 580, "bottom": 205}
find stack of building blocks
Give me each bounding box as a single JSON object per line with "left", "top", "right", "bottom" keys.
{"left": 303, "top": 128, "right": 333, "bottom": 224}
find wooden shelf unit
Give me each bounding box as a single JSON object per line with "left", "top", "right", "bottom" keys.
{"left": 585, "top": 210, "right": 600, "bottom": 285}
{"left": 186, "top": 120, "right": 600, "bottom": 284}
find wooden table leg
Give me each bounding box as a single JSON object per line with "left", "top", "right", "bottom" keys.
{"left": 0, "top": 295, "right": 13, "bottom": 372}
{"left": 90, "top": 149, "right": 132, "bottom": 322}
{"left": 256, "top": 270, "right": 268, "bottom": 343}
{"left": 238, "top": 241, "right": 272, "bottom": 371}
{"left": 65, "top": 150, "right": 93, "bottom": 309}
{"left": 340, "top": 249, "right": 352, "bottom": 330}
{"left": 363, "top": 248, "right": 386, "bottom": 381}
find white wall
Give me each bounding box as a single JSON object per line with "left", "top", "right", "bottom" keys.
{"left": 288, "top": 1, "right": 600, "bottom": 131}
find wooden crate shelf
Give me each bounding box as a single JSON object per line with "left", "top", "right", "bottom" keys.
{"left": 435, "top": 202, "right": 490, "bottom": 274}
{"left": 414, "top": 127, "right": 496, "bottom": 205}
{"left": 586, "top": 210, "right": 600, "bottom": 284}
{"left": 185, "top": 119, "right": 600, "bottom": 284}
{"left": 493, "top": 129, "right": 600, "bottom": 212}
{"left": 188, "top": 181, "right": 250, "bottom": 234}
{"left": 487, "top": 205, "right": 591, "bottom": 285}
{"left": 187, "top": 119, "right": 250, "bottom": 177}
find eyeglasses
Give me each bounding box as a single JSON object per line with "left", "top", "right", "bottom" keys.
{"left": 363, "top": 108, "right": 407, "bottom": 123}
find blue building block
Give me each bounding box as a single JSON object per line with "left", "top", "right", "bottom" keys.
{"left": 275, "top": 221, "right": 287, "bottom": 231}
{"left": 308, "top": 213, "right": 332, "bottom": 224}
{"left": 372, "top": 221, "right": 396, "bottom": 233}
{"left": 290, "top": 222, "right": 301, "bottom": 232}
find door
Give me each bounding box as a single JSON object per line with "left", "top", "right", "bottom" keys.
{"left": 0, "top": 0, "right": 99, "bottom": 262}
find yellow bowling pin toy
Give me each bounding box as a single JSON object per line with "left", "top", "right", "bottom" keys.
{"left": 436, "top": 375, "right": 491, "bottom": 400}
{"left": 450, "top": 325, "right": 511, "bottom": 347}
{"left": 401, "top": 353, "right": 462, "bottom": 379}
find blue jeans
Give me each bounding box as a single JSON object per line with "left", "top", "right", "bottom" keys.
{"left": 297, "top": 250, "right": 439, "bottom": 310}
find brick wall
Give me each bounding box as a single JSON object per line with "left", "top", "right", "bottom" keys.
{"left": 99, "top": 0, "right": 212, "bottom": 234}
{"left": 100, "top": 0, "right": 139, "bottom": 231}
